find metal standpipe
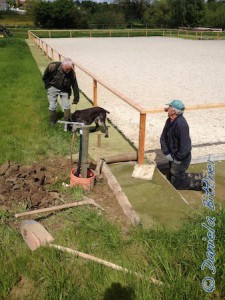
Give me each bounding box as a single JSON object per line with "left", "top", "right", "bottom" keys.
{"left": 57, "top": 120, "right": 90, "bottom": 178}
{"left": 80, "top": 127, "right": 89, "bottom": 178}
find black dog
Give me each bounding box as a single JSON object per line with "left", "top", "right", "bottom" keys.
{"left": 71, "top": 107, "right": 110, "bottom": 137}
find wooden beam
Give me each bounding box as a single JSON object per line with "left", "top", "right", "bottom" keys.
{"left": 93, "top": 79, "right": 97, "bottom": 107}
{"left": 142, "top": 102, "right": 225, "bottom": 114}
{"left": 138, "top": 113, "right": 146, "bottom": 164}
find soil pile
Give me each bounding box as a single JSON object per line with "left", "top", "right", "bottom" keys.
{"left": 0, "top": 160, "right": 67, "bottom": 210}
{"left": 0, "top": 159, "right": 127, "bottom": 225}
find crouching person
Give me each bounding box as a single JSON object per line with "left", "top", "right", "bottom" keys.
{"left": 42, "top": 58, "right": 80, "bottom": 126}
{"left": 160, "top": 99, "right": 203, "bottom": 191}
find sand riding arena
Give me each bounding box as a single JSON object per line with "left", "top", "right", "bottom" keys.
{"left": 36, "top": 36, "right": 225, "bottom": 163}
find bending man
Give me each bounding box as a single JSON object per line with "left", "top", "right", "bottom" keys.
{"left": 160, "top": 99, "right": 203, "bottom": 190}
{"left": 43, "top": 58, "right": 80, "bottom": 126}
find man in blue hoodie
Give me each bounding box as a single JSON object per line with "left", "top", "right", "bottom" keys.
{"left": 160, "top": 99, "right": 203, "bottom": 190}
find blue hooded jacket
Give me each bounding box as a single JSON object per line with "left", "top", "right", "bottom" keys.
{"left": 160, "top": 114, "right": 192, "bottom": 161}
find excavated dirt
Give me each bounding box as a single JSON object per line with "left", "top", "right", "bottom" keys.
{"left": 0, "top": 159, "right": 68, "bottom": 210}
{"left": 0, "top": 158, "right": 128, "bottom": 226}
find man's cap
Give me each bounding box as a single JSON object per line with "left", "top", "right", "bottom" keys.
{"left": 166, "top": 99, "right": 185, "bottom": 110}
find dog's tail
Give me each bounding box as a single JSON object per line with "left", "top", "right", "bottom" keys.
{"left": 105, "top": 109, "right": 110, "bottom": 114}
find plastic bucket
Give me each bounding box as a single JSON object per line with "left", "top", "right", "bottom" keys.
{"left": 70, "top": 167, "right": 96, "bottom": 191}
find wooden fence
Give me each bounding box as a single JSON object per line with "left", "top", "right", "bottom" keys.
{"left": 28, "top": 30, "right": 225, "bottom": 164}
{"left": 29, "top": 28, "right": 225, "bottom": 40}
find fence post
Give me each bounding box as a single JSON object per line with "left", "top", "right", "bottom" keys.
{"left": 93, "top": 79, "right": 98, "bottom": 107}
{"left": 59, "top": 54, "right": 61, "bottom": 61}
{"left": 46, "top": 44, "right": 48, "bottom": 57}
{"left": 138, "top": 113, "right": 146, "bottom": 164}
{"left": 51, "top": 48, "right": 54, "bottom": 60}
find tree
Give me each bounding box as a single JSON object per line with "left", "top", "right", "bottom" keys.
{"left": 186, "top": 0, "right": 205, "bottom": 27}
{"left": 91, "top": 3, "right": 125, "bottom": 28}
{"left": 205, "top": 2, "right": 225, "bottom": 29}
{"left": 33, "top": 1, "right": 53, "bottom": 28}
{"left": 133, "top": 0, "right": 149, "bottom": 21}
{"left": 169, "top": 0, "right": 187, "bottom": 27}
{"left": 115, "top": 0, "right": 151, "bottom": 23}
{"left": 169, "top": 0, "right": 206, "bottom": 27}
{"left": 143, "top": 0, "right": 171, "bottom": 28}
{"left": 80, "top": 0, "right": 98, "bottom": 15}
{"left": 33, "top": 0, "right": 88, "bottom": 28}
{"left": 23, "top": 0, "right": 42, "bottom": 15}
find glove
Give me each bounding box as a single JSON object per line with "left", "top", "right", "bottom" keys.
{"left": 72, "top": 98, "right": 79, "bottom": 105}
{"left": 165, "top": 154, "right": 173, "bottom": 162}
{"left": 174, "top": 158, "right": 181, "bottom": 164}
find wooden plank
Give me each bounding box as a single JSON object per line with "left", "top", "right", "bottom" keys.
{"left": 102, "top": 162, "right": 140, "bottom": 225}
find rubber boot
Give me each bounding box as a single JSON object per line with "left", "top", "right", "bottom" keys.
{"left": 190, "top": 179, "right": 203, "bottom": 191}
{"left": 49, "top": 110, "right": 57, "bottom": 126}
{"left": 64, "top": 109, "right": 71, "bottom": 121}
{"left": 64, "top": 109, "right": 72, "bottom": 131}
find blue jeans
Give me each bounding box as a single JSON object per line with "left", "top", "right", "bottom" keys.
{"left": 47, "top": 86, "right": 70, "bottom": 111}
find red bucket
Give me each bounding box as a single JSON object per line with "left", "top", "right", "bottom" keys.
{"left": 70, "top": 167, "right": 96, "bottom": 191}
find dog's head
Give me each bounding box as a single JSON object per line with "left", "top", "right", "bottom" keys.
{"left": 71, "top": 110, "right": 80, "bottom": 122}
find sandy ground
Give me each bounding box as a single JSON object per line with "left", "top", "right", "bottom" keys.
{"left": 42, "top": 37, "right": 225, "bottom": 161}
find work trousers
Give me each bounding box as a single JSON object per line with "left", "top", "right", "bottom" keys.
{"left": 169, "top": 153, "right": 202, "bottom": 191}
{"left": 47, "top": 86, "right": 70, "bottom": 111}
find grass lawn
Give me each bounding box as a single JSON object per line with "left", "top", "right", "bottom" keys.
{"left": 0, "top": 38, "right": 75, "bottom": 164}
{"left": 0, "top": 37, "right": 224, "bottom": 300}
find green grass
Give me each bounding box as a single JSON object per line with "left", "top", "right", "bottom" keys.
{"left": 0, "top": 38, "right": 77, "bottom": 164}
{"left": 7, "top": 27, "right": 33, "bottom": 38}
{"left": 0, "top": 13, "right": 34, "bottom": 26}
{"left": 1, "top": 208, "right": 225, "bottom": 299}
{"left": 0, "top": 36, "right": 225, "bottom": 299}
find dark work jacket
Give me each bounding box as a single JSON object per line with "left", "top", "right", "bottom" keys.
{"left": 42, "top": 62, "right": 79, "bottom": 102}
{"left": 160, "top": 114, "right": 191, "bottom": 161}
